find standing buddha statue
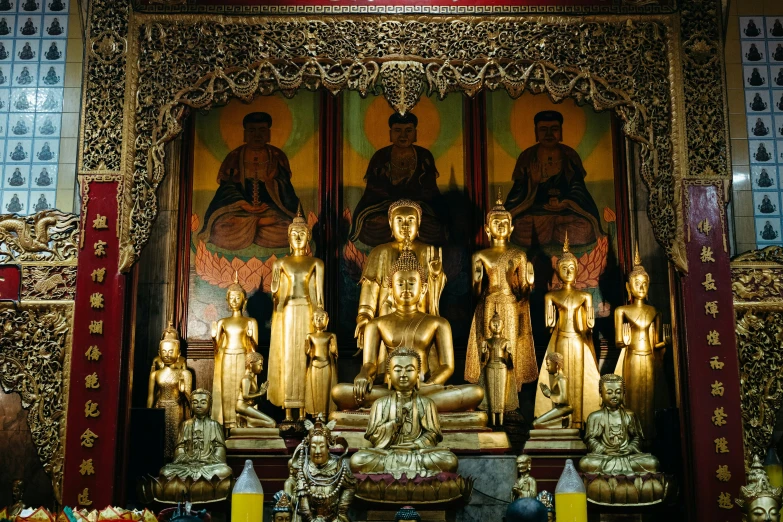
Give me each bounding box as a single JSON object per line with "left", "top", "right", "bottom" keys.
{"left": 480, "top": 309, "right": 514, "bottom": 426}
{"left": 304, "top": 306, "right": 338, "bottom": 417}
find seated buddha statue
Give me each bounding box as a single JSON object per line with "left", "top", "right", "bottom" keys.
{"left": 332, "top": 242, "right": 484, "bottom": 413}
{"left": 349, "top": 347, "right": 459, "bottom": 479}
{"left": 579, "top": 374, "right": 659, "bottom": 475}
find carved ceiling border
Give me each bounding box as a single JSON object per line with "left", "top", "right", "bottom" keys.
{"left": 732, "top": 246, "right": 783, "bottom": 467}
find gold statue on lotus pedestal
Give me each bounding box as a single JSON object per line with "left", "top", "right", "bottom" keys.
{"left": 737, "top": 455, "right": 782, "bottom": 522}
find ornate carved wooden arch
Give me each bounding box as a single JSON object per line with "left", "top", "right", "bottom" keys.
{"left": 108, "top": 14, "right": 686, "bottom": 273}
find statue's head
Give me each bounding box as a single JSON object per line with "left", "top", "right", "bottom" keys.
{"left": 533, "top": 110, "right": 563, "bottom": 148}
{"left": 386, "top": 241, "right": 428, "bottom": 306}
{"left": 489, "top": 308, "right": 504, "bottom": 336}
{"left": 288, "top": 206, "right": 311, "bottom": 253}
{"left": 158, "top": 321, "right": 180, "bottom": 365}
{"left": 545, "top": 351, "right": 564, "bottom": 375}
{"left": 245, "top": 351, "right": 264, "bottom": 375}
{"left": 516, "top": 454, "right": 531, "bottom": 474}
{"left": 272, "top": 491, "right": 293, "bottom": 522}
{"left": 313, "top": 306, "right": 329, "bottom": 331}
{"left": 388, "top": 112, "right": 418, "bottom": 148}
{"left": 242, "top": 111, "right": 272, "bottom": 149}
{"left": 627, "top": 245, "right": 649, "bottom": 300}
{"left": 738, "top": 456, "right": 783, "bottom": 522}
{"left": 387, "top": 347, "right": 422, "bottom": 392}
{"left": 304, "top": 414, "right": 337, "bottom": 467}
{"left": 226, "top": 272, "right": 247, "bottom": 312}
{"left": 12, "top": 480, "right": 23, "bottom": 502}
{"left": 190, "top": 388, "right": 212, "bottom": 418}
{"left": 598, "top": 374, "right": 625, "bottom": 410}
{"left": 556, "top": 232, "right": 578, "bottom": 284}
{"left": 485, "top": 189, "right": 513, "bottom": 242}
{"left": 394, "top": 506, "right": 421, "bottom": 522}
{"left": 388, "top": 199, "right": 422, "bottom": 243}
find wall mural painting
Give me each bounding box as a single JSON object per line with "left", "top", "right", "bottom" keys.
{"left": 486, "top": 93, "right": 621, "bottom": 349}
{"left": 188, "top": 93, "right": 320, "bottom": 342}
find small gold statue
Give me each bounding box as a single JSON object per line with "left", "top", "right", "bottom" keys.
{"left": 212, "top": 276, "right": 259, "bottom": 430}
{"left": 512, "top": 455, "right": 537, "bottom": 500}
{"left": 534, "top": 233, "right": 600, "bottom": 429}
{"left": 269, "top": 209, "right": 324, "bottom": 422}
{"left": 285, "top": 416, "right": 355, "bottom": 522}
{"left": 147, "top": 322, "right": 192, "bottom": 459}
{"left": 532, "top": 352, "right": 573, "bottom": 429}
{"left": 349, "top": 347, "right": 459, "bottom": 478}
{"left": 236, "top": 352, "right": 275, "bottom": 428}
{"left": 272, "top": 491, "right": 293, "bottom": 522}
{"left": 8, "top": 479, "right": 25, "bottom": 517}
{"left": 480, "top": 309, "right": 514, "bottom": 426}
{"left": 466, "top": 192, "right": 537, "bottom": 418}
{"left": 305, "top": 306, "right": 338, "bottom": 417}
{"left": 737, "top": 455, "right": 783, "bottom": 521}
{"left": 614, "top": 246, "right": 671, "bottom": 440}
{"left": 332, "top": 242, "right": 483, "bottom": 412}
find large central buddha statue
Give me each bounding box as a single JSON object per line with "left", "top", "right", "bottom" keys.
{"left": 332, "top": 242, "right": 484, "bottom": 413}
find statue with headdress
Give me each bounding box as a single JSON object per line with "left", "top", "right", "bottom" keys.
{"left": 271, "top": 491, "right": 293, "bottom": 522}
{"left": 737, "top": 455, "right": 783, "bottom": 521}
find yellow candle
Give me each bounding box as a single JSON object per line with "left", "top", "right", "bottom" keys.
{"left": 555, "top": 491, "right": 588, "bottom": 522}
{"left": 231, "top": 492, "right": 264, "bottom": 522}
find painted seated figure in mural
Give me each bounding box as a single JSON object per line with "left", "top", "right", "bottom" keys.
{"left": 746, "top": 43, "right": 763, "bottom": 62}
{"left": 749, "top": 68, "right": 766, "bottom": 86}
{"left": 751, "top": 93, "right": 768, "bottom": 111}
{"left": 774, "top": 44, "right": 783, "bottom": 62}
{"left": 45, "top": 42, "right": 61, "bottom": 60}
{"left": 758, "top": 169, "right": 774, "bottom": 188}
{"left": 7, "top": 168, "right": 24, "bottom": 186}
{"left": 349, "top": 112, "right": 448, "bottom": 246}
{"left": 759, "top": 195, "right": 778, "bottom": 214}
{"left": 199, "top": 112, "right": 301, "bottom": 250}
{"left": 0, "top": 18, "right": 10, "bottom": 35}
{"left": 17, "top": 42, "right": 34, "bottom": 60}
{"left": 744, "top": 18, "right": 761, "bottom": 37}
{"left": 46, "top": 18, "right": 63, "bottom": 36}
{"left": 6, "top": 194, "right": 22, "bottom": 213}
{"left": 762, "top": 221, "right": 779, "bottom": 241}
{"left": 752, "top": 117, "right": 770, "bottom": 136}
{"left": 35, "top": 167, "right": 51, "bottom": 186}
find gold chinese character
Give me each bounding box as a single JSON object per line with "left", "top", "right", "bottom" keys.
{"left": 85, "top": 345, "right": 102, "bottom": 361}
{"left": 716, "top": 465, "right": 731, "bottom": 482}
{"left": 80, "top": 428, "right": 98, "bottom": 448}
{"left": 89, "top": 293, "right": 104, "bottom": 309}
{"left": 711, "top": 381, "right": 724, "bottom": 397}
{"left": 89, "top": 321, "right": 103, "bottom": 335}
{"left": 701, "top": 246, "right": 715, "bottom": 263}
{"left": 707, "top": 330, "right": 721, "bottom": 346}
{"left": 77, "top": 488, "right": 92, "bottom": 507}
{"left": 84, "top": 400, "right": 100, "bottom": 418}
{"left": 91, "top": 268, "right": 106, "bottom": 283}
{"left": 698, "top": 219, "right": 712, "bottom": 235}
{"left": 702, "top": 273, "right": 717, "bottom": 291}
{"left": 705, "top": 301, "right": 719, "bottom": 318}
{"left": 79, "top": 458, "right": 95, "bottom": 476}
{"left": 710, "top": 356, "right": 725, "bottom": 370}
{"left": 714, "top": 437, "right": 729, "bottom": 453}
{"left": 718, "top": 492, "right": 733, "bottom": 510}
{"left": 94, "top": 240, "right": 107, "bottom": 257}
{"left": 92, "top": 214, "right": 108, "bottom": 230}
{"left": 712, "top": 407, "right": 728, "bottom": 427}
{"left": 85, "top": 372, "right": 100, "bottom": 389}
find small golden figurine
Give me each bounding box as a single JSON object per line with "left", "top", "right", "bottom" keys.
{"left": 534, "top": 233, "right": 600, "bottom": 429}
{"left": 304, "top": 306, "right": 338, "bottom": 417}
{"left": 271, "top": 491, "right": 293, "bottom": 522}
{"left": 466, "top": 191, "right": 537, "bottom": 417}
{"left": 285, "top": 416, "right": 355, "bottom": 522}
{"left": 212, "top": 275, "right": 259, "bottom": 431}
{"left": 269, "top": 209, "right": 324, "bottom": 422}
{"left": 8, "top": 479, "right": 25, "bottom": 517}
{"left": 236, "top": 352, "right": 275, "bottom": 428}
{"left": 614, "top": 246, "right": 671, "bottom": 440}
{"left": 532, "top": 352, "right": 573, "bottom": 429}
{"left": 512, "top": 455, "right": 537, "bottom": 500}
{"left": 737, "top": 455, "right": 783, "bottom": 521}
{"left": 147, "top": 322, "right": 192, "bottom": 459}
{"left": 480, "top": 309, "right": 514, "bottom": 426}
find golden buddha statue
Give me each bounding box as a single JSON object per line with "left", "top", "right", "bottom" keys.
{"left": 354, "top": 199, "right": 446, "bottom": 355}
{"left": 579, "top": 375, "right": 659, "bottom": 475}
{"left": 147, "top": 322, "right": 192, "bottom": 459}
{"left": 212, "top": 275, "right": 258, "bottom": 431}
{"left": 305, "top": 306, "right": 338, "bottom": 417}
{"left": 737, "top": 455, "right": 783, "bottom": 521}
{"left": 614, "top": 247, "right": 670, "bottom": 440}
{"left": 271, "top": 491, "right": 293, "bottom": 522}
{"left": 349, "top": 347, "right": 459, "bottom": 478}
{"left": 332, "top": 242, "right": 483, "bottom": 412}
{"left": 269, "top": 209, "right": 324, "bottom": 422}
{"left": 480, "top": 309, "right": 514, "bottom": 426}
{"left": 532, "top": 352, "right": 573, "bottom": 429}
{"left": 466, "top": 191, "right": 537, "bottom": 417}
{"left": 534, "top": 233, "right": 600, "bottom": 429}
{"left": 236, "top": 352, "right": 275, "bottom": 428}
{"left": 8, "top": 480, "right": 25, "bottom": 517}
{"left": 512, "top": 455, "right": 537, "bottom": 500}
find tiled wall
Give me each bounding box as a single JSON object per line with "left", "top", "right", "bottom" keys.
{"left": 727, "top": 0, "right": 783, "bottom": 254}
{"left": 0, "top": 0, "right": 81, "bottom": 216}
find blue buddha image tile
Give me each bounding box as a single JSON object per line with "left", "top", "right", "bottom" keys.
{"left": 14, "top": 39, "right": 37, "bottom": 61}
{"left": 749, "top": 114, "right": 774, "bottom": 138}
{"left": 11, "top": 62, "right": 35, "bottom": 87}
{"left": 4, "top": 163, "right": 28, "bottom": 188}
{"left": 10, "top": 87, "right": 34, "bottom": 111}
{"left": 743, "top": 41, "right": 767, "bottom": 64}
{"left": 34, "top": 112, "right": 57, "bottom": 136}
{"left": 770, "top": 17, "right": 783, "bottom": 39}
{"left": 0, "top": 15, "right": 16, "bottom": 37}
{"left": 9, "top": 113, "right": 31, "bottom": 136}
{"left": 32, "top": 163, "right": 53, "bottom": 187}
{"left": 7, "top": 137, "right": 28, "bottom": 161}
{"left": 0, "top": 39, "right": 13, "bottom": 61}
{"left": 43, "top": 0, "right": 65, "bottom": 13}
{"left": 753, "top": 165, "right": 778, "bottom": 190}
{"left": 754, "top": 192, "right": 780, "bottom": 216}
{"left": 750, "top": 139, "right": 776, "bottom": 163}
{"left": 745, "top": 65, "right": 769, "bottom": 87}
{"left": 38, "top": 63, "right": 60, "bottom": 86}
{"left": 15, "top": 15, "right": 39, "bottom": 37}
{"left": 18, "top": 0, "right": 42, "bottom": 14}
{"left": 747, "top": 90, "right": 772, "bottom": 112}
{"left": 32, "top": 137, "right": 56, "bottom": 162}
{"left": 770, "top": 41, "right": 783, "bottom": 62}
{"left": 757, "top": 217, "right": 782, "bottom": 243}
{"left": 29, "top": 190, "right": 53, "bottom": 212}
{"left": 2, "top": 189, "right": 27, "bottom": 215}
{"left": 742, "top": 17, "right": 766, "bottom": 39}
{"left": 42, "top": 15, "right": 63, "bottom": 37}
{"left": 35, "top": 87, "right": 59, "bottom": 111}
{"left": 40, "top": 38, "right": 62, "bottom": 61}
{"left": 0, "top": 1, "right": 15, "bottom": 13}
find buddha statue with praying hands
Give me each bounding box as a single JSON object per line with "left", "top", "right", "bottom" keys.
{"left": 532, "top": 352, "right": 573, "bottom": 429}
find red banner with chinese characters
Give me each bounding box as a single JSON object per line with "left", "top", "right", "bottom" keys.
{"left": 62, "top": 179, "right": 126, "bottom": 508}
{"left": 0, "top": 264, "right": 20, "bottom": 301}
{"left": 680, "top": 181, "right": 745, "bottom": 520}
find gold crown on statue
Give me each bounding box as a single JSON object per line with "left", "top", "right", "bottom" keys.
{"left": 629, "top": 244, "right": 648, "bottom": 279}
{"left": 227, "top": 270, "right": 245, "bottom": 295}
{"left": 288, "top": 204, "right": 308, "bottom": 232}
{"left": 161, "top": 320, "right": 179, "bottom": 344}
{"left": 388, "top": 199, "right": 422, "bottom": 222}
{"left": 304, "top": 414, "right": 337, "bottom": 445}
{"left": 557, "top": 231, "right": 577, "bottom": 265}
{"left": 486, "top": 188, "right": 511, "bottom": 222}
{"left": 385, "top": 240, "right": 428, "bottom": 288}
{"left": 737, "top": 455, "right": 783, "bottom": 509}
{"left": 272, "top": 491, "right": 293, "bottom": 514}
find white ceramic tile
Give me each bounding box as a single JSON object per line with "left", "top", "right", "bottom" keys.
{"left": 752, "top": 165, "right": 778, "bottom": 189}
{"left": 754, "top": 191, "right": 780, "bottom": 216}
{"left": 750, "top": 139, "right": 776, "bottom": 163}
{"left": 743, "top": 41, "right": 767, "bottom": 64}
{"left": 745, "top": 65, "right": 770, "bottom": 87}
{"left": 4, "top": 163, "right": 28, "bottom": 188}
{"left": 749, "top": 114, "right": 774, "bottom": 137}
{"left": 757, "top": 217, "right": 782, "bottom": 242}
{"left": 742, "top": 17, "right": 766, "bottom": 39}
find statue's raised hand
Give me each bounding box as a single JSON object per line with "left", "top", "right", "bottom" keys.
{"left": 428, "top": 245, "right": 443, "bottom": 277}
